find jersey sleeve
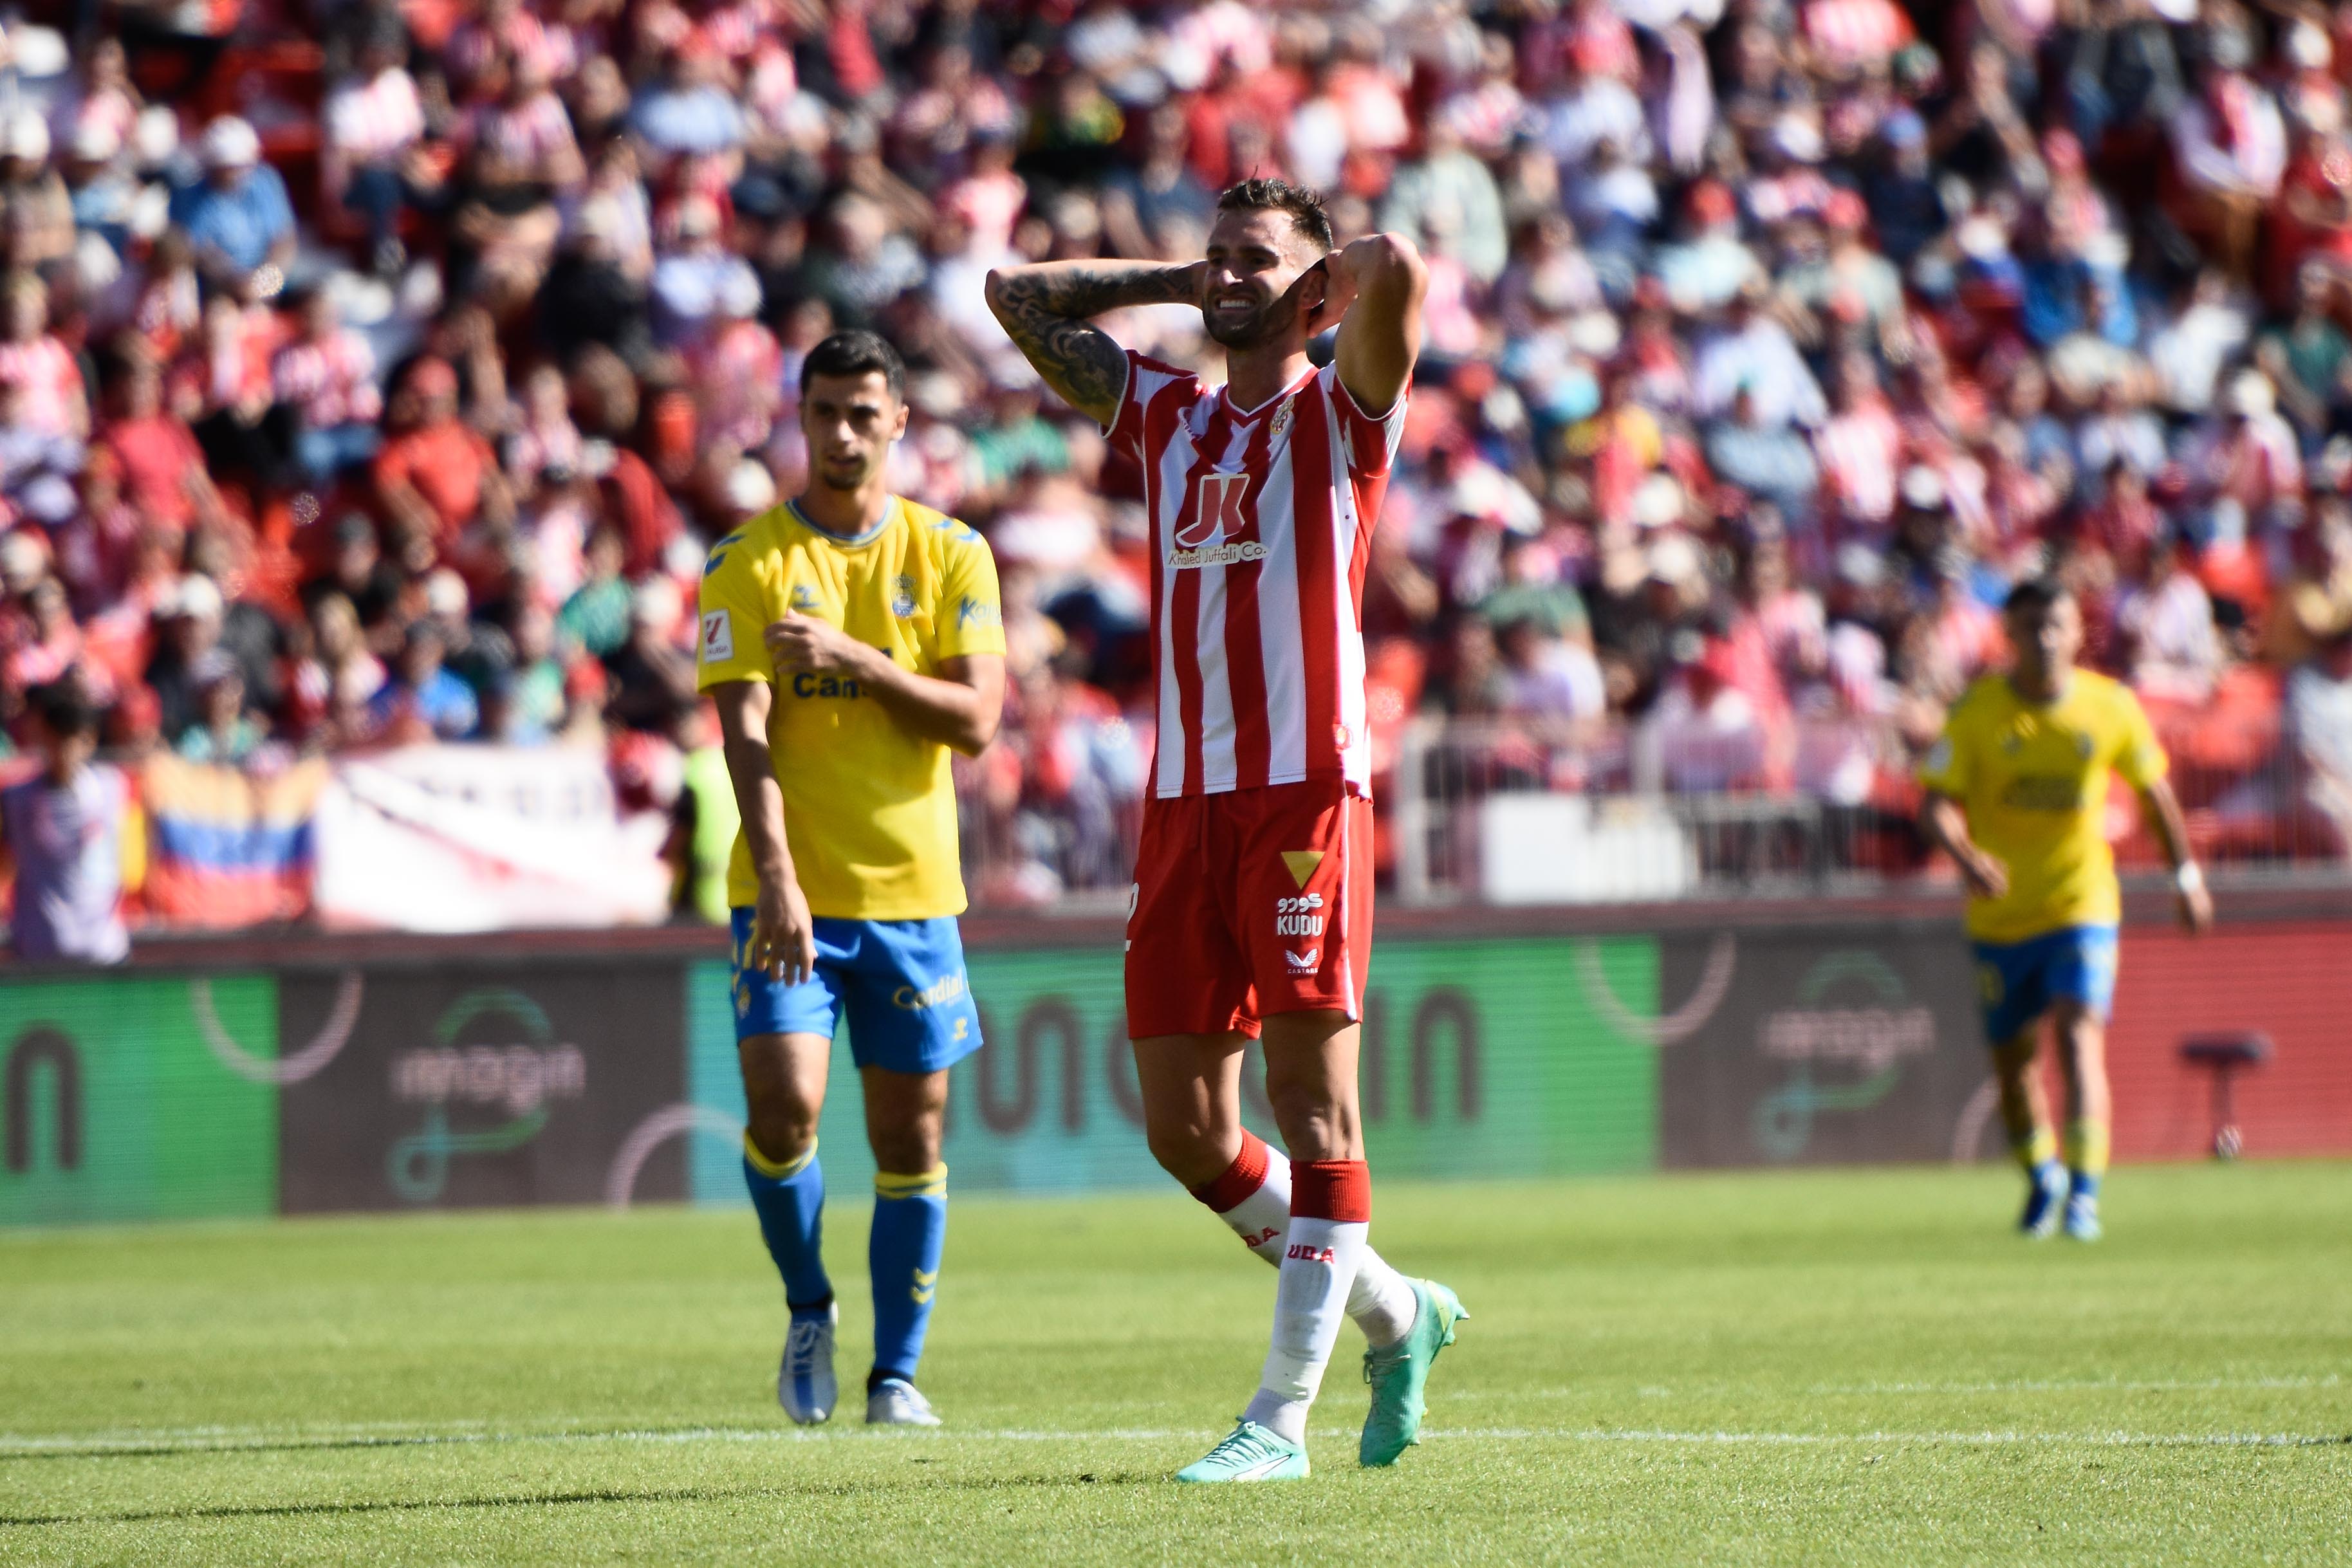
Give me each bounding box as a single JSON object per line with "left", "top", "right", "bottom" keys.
{"left": 1329, "top": 365, "right": 1412, "bottom": 481}
{"left": 1918, "top": 699, "right": 1975, "bottom": 796}
{"left": 694, "top": 539, "right": 772, "bottom": 691}
{"left": 2111, "top": 685, "right": 2169, "bottom": 789}
{"left": 935, "top": 527, "right": 1008, "bottom": 662}
{"left": 1104, "top": 349, "right": 1199, "bottom": 456}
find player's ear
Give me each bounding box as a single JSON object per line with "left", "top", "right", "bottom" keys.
{"left": 1302, "top": 257, "right": 1330, "bottom": 314}
{"left": 1290, "top": 259, "right": 1327, "bottom": 333}
{"left": 891, "top": 396, "right": 910, "bottom": 441}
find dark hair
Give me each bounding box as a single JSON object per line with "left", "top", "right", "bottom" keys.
{"left": 2003, "top": 575, "right": 2072, "bottom": 618}
{"left": 28, "top": 679, "right": 97, "bottom": 740}
{"left": 1216, "top": 177, "right": 1334, "bottom": 254}
{"left": 799, "top": 329, "right": 905, "bottom": 399}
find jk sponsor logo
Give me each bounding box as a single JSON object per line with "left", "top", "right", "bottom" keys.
{"left": 1170, "top": 474, "right": 1266, "bottom": 569}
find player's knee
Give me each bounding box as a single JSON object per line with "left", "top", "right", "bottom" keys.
{"left": 868, "top": 1120, "right": 941, "bottom": 1175}
{"left": 2051, "top": 1006, "right": 2106, "bottom": 1064}
{"left": 1262, "top": 1078, "right": 1357, "bottom": 1163}
{"left": 743, "top": 1093, "right": 820, "bottom": 1167}
{"left": 1142, "top": 1116, "right": 1228, "bottom": 1187}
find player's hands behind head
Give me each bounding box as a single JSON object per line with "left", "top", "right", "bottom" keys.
{"left": 1298, "top": 255, "right": 1352, "bottom": 338}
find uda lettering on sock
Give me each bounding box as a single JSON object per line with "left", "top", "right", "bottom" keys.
{"left": 1244, "top": 1159, "right": 1373, "bottom": 1444}
{"left": 1190, "top": 1135, "right": 1416, "bottom": 1346}
{"left": 1190, "top": 1131, "right": 1291, "bottom": 1263}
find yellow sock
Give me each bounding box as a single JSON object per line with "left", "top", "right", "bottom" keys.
{"left": 2012, "top": 1125, "right": 2058, "bottom": 1172}
{"left": 2063, "top": 1120, "right": 2109, "bottom": 1179}
{"left": 743, "top": 1132, "right": 816, "bottom": 1181}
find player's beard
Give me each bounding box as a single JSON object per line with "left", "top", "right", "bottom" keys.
{"left": 815, "top": 450, "right": 878, "bottom": 492}
{"left": 1200, "top": 293, "right": 1294, "bottom": 351}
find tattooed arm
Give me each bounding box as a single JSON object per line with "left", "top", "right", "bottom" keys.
{"left": 984, "top": 259, "right": 1203, "bottom": 427}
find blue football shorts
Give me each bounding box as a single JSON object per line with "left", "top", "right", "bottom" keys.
{"left": 1971, "top": 923, "right": 2120, "bottom": 1046}
{"left": 728, "top": 909, "right": 985, "bottom": 1075}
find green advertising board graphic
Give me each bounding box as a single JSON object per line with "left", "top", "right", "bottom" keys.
{"left": 686, "top": 937, "right": 1659, "bottom": 1201}
{"left": 0, "top": 976, "right": 277, "bottom": 1226}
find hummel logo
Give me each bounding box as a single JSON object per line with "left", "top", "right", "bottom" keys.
{"left": 911, "top": 1266, "right": 938, "bottom": 1304}
{"left": 1284, "top": 948, "right": 1320, "bottom": 972}
{"left": 1286, "top": 1243, "right": 1337, "bottom": 1264}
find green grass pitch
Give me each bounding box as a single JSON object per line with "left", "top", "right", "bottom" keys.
{"left": 5, "top": 1162, "right": 2349, "bottom": 1565}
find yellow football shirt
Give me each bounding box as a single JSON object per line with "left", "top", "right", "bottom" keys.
{"left": 694, "top": 495, "right": 1006, "bottom": 919}
{"left": 1918, "top": 670, "right": 2167, "bottom": 943}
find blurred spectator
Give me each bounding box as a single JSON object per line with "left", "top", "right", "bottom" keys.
{"left": 2286, "top": 621, "right": 2352, "bottom": 856}
{"left": 169, "top": 117, "right": 295, "bottom": 291}
{"left": 175, "top": 650, "right": 262, "bottom": 763}
{"left": 323, "top": 15, "right": 427, "bottom": 276}
{"left": 273, "top": 286, "right": 383, "bottom": 484}
{"left": 367, "top": 622, "right": 478, "bottom": 741}
{"left": 373, "top": 357, "right": 510, "bottom": 555}
{"left": 2, "top": 681, "right": 135, "bottom": 964}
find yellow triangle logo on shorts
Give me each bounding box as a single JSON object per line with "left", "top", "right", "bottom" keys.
{"left": 1281, "top": 851, "right": 1324, "bottom": 889}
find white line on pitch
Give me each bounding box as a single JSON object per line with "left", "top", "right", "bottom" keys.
{"left": 1809, "top": 1374, "right": 2345, "bottom": 1397}
{"left": 4, "top": 1425, "right": 2346, "bottom": 1459}
{"left": 1444, "top": 1373, "right": 2344, "bottom": 1402}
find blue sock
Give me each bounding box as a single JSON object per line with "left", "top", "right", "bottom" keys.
{"left": 869, "top": 1166, "right": 949, "bottom": 1387}
{"left": 742, "top": 1136, "right": 831, "bottom": 1311}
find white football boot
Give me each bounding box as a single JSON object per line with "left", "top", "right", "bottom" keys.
{"left": 777, "top": 1303, "right": 838, "bottom": 1424}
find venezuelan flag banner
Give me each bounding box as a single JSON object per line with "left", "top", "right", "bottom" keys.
{"left": 139, "top": 754, "right": 331, "bottom": 927}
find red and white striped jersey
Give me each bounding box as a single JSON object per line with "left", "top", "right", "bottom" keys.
{"left": 1107, "top": 349, "right": 1409, "bottom": 800}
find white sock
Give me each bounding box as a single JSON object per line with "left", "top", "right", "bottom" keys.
{"left": 1245, "top": 1214, "right": 1366, "bottom": 1444}
{"left": 1193, "top": 1136, "right": 1418, "bottom": 1346}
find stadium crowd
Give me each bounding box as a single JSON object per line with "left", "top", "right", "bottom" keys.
{"left": 5, "top": 0, "right": 2352, "bottom": 909}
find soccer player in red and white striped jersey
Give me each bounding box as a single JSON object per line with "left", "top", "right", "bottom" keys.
{"left": 988, "top": 179, "right": 1467, "bottom": 1484}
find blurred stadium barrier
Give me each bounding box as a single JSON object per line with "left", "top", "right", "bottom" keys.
{"left": 6, "top": 901, "right": 2351, "bottom": 1226}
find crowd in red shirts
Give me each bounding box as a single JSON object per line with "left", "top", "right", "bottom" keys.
{"left": 6, "top": 0, "right": 2352, "bottom": 909}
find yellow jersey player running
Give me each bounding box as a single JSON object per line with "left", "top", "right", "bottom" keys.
{"left": 696, "top": 330, "right": 1006, "bottom": 1425}
{"left": 1918, "top": 577, "right": 2212, "bottom": 1241}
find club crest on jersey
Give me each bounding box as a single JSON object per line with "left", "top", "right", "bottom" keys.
{"left": 1269, "top": 397, "right": 1293, "bottom": 441}
{"left": 1171, "top": 473, "right": 1268, "bottom": 569}
{"left": 891, "top": 574, "right": 917, "bottom": 617}
{"left": 790, "top": 584, "right": 822, "bottom": 612}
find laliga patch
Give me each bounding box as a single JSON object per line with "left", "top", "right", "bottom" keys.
{"left": 700, "top": 609, "right": 734, "bottom": 663}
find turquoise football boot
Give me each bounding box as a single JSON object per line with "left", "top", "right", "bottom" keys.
{"left": 1359, "top": 1279, "right": 1468, "bottom": 1467}
{"left": 1175, "top": 1420, "right": 1310, "bottom": 1483}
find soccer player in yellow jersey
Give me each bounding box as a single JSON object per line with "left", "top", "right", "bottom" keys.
{"left": 1919, "top": 578, "right": 2212, "bottom": 1241}
{"left": 695, "top": 331, "right": 1006, "bottom": 1426}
